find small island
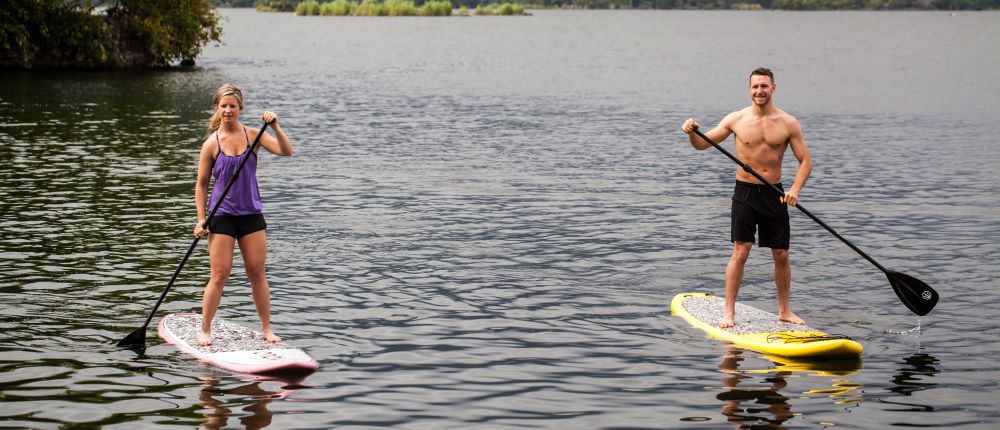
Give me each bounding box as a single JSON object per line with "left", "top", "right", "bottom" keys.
{"left": 253, "top": 0, "right": 1000, "bottom": 11}
{"left": 289, "top": 0, "right": 529, "bottom": 16}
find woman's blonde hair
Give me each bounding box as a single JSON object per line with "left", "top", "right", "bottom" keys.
{"left": 208, "top": 83, "right": 245, "bottom": 133}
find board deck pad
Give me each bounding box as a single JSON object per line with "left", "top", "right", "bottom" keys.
{"left": 681, "top": 295, "right": 819, "bottom": 335}
{"left": 671, "top": 293, "right": 863, "bottom": 358}
{"left": 158, "top": 313, "right": 319, "bottom": 375}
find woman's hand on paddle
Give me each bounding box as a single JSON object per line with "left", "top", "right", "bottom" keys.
{"left": 261, "top": 111, "right": 279, "bottom": 126}
{"left": 194, "top": 220, "right": 209, "bottom": 238}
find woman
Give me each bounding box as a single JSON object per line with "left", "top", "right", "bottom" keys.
{"left": 194, "top": 84, "right": 293, "bottom": 346}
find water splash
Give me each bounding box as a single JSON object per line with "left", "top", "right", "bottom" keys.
{"left": 883, "top": 317, "right": 922, "bottom": 336}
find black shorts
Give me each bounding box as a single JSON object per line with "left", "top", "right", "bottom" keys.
{"left": 731, "top": 180, "right": 789, "bottom": 249}
{"left": 208, "top": 214, "right": 267, "bottom": 239}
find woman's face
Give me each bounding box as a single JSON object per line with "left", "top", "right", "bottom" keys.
{"left": 217, "top": 95, "right": 242, "bottom": 123}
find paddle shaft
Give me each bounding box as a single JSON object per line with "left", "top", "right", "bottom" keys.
{"left": 130, "top": 121, "right": 271, "bottom": 338}
{"left": 691, "top": 128, "right": 890, "bottom": 274}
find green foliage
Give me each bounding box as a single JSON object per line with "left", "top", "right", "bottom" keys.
{"left": 326, "top": 0, "right": 356, "bottom": 15}
{"left": 293, "top": 0, "right": 455, "bottom": 15}
{"left": 211, "top": 0, "right": 258, "bottom": 5}
{"left": 109, "top": 0, "right": 222, "bottom": 67}
{"left": 1, "top": 1, "right": 118, "bottom": 68}
{"left": 295, "top": 0, "right": 321, "bottom": 13}
{"left": 422, "top": 1, "right": 455, "bottom": 15}
{"left": 257, "top": 0, "right": 299, "bottom": 11}
{"left": 1, "top": 0, "right": 222, "bottom": 69}
{"left": 473, "top": 2, "right": 528, "bottom": 13}
{"left": 385, "top": 0, "right": 419, "bottom": 15}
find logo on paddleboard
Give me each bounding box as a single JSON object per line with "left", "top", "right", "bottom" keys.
{"left": 922, "top": 291, "right": 932, "bottom": 301}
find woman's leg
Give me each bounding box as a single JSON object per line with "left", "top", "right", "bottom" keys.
{"left": 200, "top": 233, "right": 236, "bottom": 346}
{"left": 238, "top": 230, "right": 281, "bottom": 343}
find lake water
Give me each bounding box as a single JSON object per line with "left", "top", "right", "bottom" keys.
{"left": 1, "top": 8, "right": 999, "bottom": 429}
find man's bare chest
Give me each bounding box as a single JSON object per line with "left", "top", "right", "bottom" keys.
{"left": 733, "top": 120, "right": 790, "bottom": 149}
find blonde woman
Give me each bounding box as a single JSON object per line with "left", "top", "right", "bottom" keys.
{"left": 194, "top": 84, "right": 293, "bottom": 346}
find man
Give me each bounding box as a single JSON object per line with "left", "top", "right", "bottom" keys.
{"left": 681, "top": 67, "right": 812, "bottom": 328}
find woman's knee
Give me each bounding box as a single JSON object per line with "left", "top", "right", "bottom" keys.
{"left": 244, "top": 264, "right": 267, "bottom": 282}
{"left": 208, "top": 269, "right": 231, "bottom": 288}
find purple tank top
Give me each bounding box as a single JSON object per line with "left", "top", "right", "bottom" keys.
{"left": 207, "top": 127, "right": 263, "bottom": 216}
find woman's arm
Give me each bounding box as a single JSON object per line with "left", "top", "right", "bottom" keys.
{"left": 193, "top": 137, "right": 215, "bottom": 237}
{"left": 255, "top": 111, "right": 293, "bottom": 157}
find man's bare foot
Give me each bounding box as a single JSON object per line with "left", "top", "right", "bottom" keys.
{"left": 718, "top": 314, "right": 735, "bottom": 329}
{"left": 263, "top": 330, "right": 281, "bottom": 343}
{"left": 197, "top": 331, "right": 213, "bottom": 346}
{"left": 779, "top": 311, "right": 805, "bottom": 325}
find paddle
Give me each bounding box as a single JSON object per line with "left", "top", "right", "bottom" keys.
{"left": 690, "top": 128, "right": 938, "bottom": 316}
{"left": 116, "top": 121, "right": 272, "bottom": 349}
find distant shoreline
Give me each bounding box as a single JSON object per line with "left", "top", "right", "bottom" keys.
{"left": 239, "top": 0, "right": 999, "bottom": 12}
{"left": 240, "top": 2, "right": 999, "bottom": 12}
{"left": 241, "top": 7, "right": 1000, "bottom": 10}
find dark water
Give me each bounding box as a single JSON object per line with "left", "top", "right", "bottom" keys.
{"left": 2, "top": 9, "right": 999, "bottom": 429}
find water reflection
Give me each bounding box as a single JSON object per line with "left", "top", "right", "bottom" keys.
{"left": 765, "top": 355, "right": 864, "bottom": 409}
{"left": 881, "top": 353, "right": 940, "bottom": 413}
{"left": 718, "top": 349, "right": 795, "bottom": 429}
{"left": 716, "top": 349, "right": 864, "bottom": 429}
{"left": 198, "top": 374, "right": 309, "bottom": 430}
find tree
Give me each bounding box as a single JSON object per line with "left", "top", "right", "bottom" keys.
{"left": 0, "top": 0, "right": 222, "bottom": 69}
{"left": 108, "top": 0, "right": 222, "bottom": 67}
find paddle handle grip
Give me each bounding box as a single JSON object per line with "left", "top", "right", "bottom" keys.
{"left": 691, "top": 128, "right": 889, "bottom": 274}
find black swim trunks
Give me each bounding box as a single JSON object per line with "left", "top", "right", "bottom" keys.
{"left": 731, "top": 180, "right": 789, "bottom": 249}
{"left": 208, "top": 214, "right": 267, "bottom": 239}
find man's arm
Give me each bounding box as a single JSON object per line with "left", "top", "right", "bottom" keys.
{"left": 682, "top": 112, "right": 738, "bottom": 151}
{"left": 783, "top": 116, "right": 811, "bottom": 206}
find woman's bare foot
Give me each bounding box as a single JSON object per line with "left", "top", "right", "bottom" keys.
{"left": 197, "top": 331, "right": 213, "bottom": 346}
{"left": 263, "top": 330, "right": 281, "bottom": 343}
{"left": 718, "top": 313, "right": 736, "bottom": 328}
{"left": 779, "top": 311, "right": 806, "bottom": 325}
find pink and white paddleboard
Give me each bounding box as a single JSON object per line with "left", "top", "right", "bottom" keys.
{"left": 158, "top": 313, "right": 318, "bottom": 375}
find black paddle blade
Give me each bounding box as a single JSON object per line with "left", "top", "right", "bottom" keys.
{"left": 116, "top": 326, "right": 147, "bottom": 349}
{"left": 887, "top": 271, "right": 938, "bottom": 316}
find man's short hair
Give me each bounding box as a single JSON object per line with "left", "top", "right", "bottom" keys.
{"left": 750, "top": 67, "right": 774, "bottom": 83}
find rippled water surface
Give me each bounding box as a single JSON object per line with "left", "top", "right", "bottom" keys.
{"left": 2, "top": 9, "right": 999, "bottom": 429}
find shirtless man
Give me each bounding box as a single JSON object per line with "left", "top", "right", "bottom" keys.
{"left": 681, "top": 67, "right": 812, "bottom": 328}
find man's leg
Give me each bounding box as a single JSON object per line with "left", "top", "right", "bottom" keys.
{"left": 772, "top": 248, "right": 804, "bottom": 324}
{"left": 722, "top": 241, "right": 753, "bottom": 328}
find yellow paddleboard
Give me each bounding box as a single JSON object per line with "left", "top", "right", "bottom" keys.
{"left": 671, "top": 293, "right": 862, "bottom": 358}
